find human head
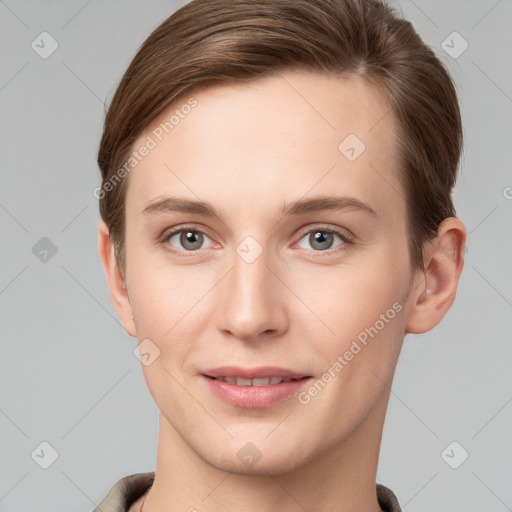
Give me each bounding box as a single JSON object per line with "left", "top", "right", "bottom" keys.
{"left": 96, "top": 0, "right": 466, "bottom": 481}
{"left": 97, "top": 0, "right": 462, "bottom": 277}
{"left": 97, "top": 67, "right": 467, "bottom": 475}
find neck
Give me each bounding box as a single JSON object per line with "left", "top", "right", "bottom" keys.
{"left": 142, "top": 390, "right": 390, "bottom": 512}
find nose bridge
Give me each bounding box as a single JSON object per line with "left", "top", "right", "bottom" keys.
{"left": 217, "top": 240, "right": 286, "bottom": 340}
{"left": 233, "top": 246, "right": 269, "bottom": 300}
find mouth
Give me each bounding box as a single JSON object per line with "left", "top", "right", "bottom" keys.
{"left": 201, "top": 366, "right": 312, "bottom": 408}
{"left": 206, "top": 376, "right": 304, "bottom": 386}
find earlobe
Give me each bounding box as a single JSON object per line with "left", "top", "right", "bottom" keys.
{"left": 404, "top": 217, "right": 466, "bottom": 335}
{"left": 97, "top": 221, "right": 137, "bottom": 337}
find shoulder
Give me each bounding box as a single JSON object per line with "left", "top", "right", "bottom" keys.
{"left": 94, "top": 472, "right": 155, "bottom": 512}
{"left": 377, "top": 483, "right": 402, "bottom": 512}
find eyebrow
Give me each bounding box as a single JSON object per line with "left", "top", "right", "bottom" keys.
{"left": 141, "top": 195, "right": 378, "bottom": 219}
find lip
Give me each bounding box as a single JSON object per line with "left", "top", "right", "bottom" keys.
{"left": 202, "top": 366, "right": 309, "bottom": 379}
{"left": 201, "top": 366, "right": 311, "bottom": 409}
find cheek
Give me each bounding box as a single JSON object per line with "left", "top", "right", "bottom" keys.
{"left": 126, "top": 246, "right": 206, "bottom": 332}
{"left": 293, "top": 256, "right": 407, "bottom": 342}
{"left": 129, "top": 266, "right": 206, "bottom": 408}
{"left": 126, "top": 252, "right": 216, "bottom": 371}
{"left": 302, "top": 272, "right": 406, "bottom": 421}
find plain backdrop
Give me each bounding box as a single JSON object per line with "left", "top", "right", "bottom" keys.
{"left": 1, "top": 1, "right": 511, "bottom": 511}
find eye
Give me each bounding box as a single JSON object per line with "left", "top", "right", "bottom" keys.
{"left": 166, "top": 228, "right": 214, "bottom": 252}
{"left": 161, "top": 225, "right": 353, "bottom": 257}
{"left": 296, "top": 227, "right": 352, "bottom": 254}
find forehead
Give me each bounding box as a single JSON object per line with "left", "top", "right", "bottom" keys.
{"left": 126, "top": 70, "right": 404, "bottom": 223}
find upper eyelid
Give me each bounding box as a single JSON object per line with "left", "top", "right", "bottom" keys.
{"left": 295, "top": 224, "right": 352, "bottom": 237}
{"left": 163, "top": 223, "right": 351, "bottom": 239}
{"left": 163, "top": 225, "right": 216, "bottom": 247}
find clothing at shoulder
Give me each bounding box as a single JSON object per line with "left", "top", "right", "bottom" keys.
{"left": 376, "top": 483, "right": 403, "bottom": 512}
{"left": 95, "top": 472, "right": 402, "bottom": 512}
{"left": 94, "top": 472, "right": 155, "bottom": 512}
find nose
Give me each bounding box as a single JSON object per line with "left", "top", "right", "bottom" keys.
{"left": 215, "top": 246, "right": 289, "bottom": 343}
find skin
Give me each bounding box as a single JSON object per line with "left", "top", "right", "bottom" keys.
{"left": 98, "top": 70, "right": 466, "bottom": 512}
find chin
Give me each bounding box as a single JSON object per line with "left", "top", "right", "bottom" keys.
{"left": 205, "top": 450, "right": 308, "bottom": 477}
{"left": 190, "top": 431, "right": 322, "bottom": 477}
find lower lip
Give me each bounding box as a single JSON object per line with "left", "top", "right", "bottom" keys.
{"left": 203, "top": 376, "right": 310, "bottom": 409}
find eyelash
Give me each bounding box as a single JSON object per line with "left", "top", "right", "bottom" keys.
{"left": 159, "top": 224, "right": 355, "bottom": 258}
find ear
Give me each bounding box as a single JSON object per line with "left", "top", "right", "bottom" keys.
{"left": 405, "top": 217, "right": 466, "bottom": 334}
{"left": 97, "top": 220, "right": 137, "bottom": 337}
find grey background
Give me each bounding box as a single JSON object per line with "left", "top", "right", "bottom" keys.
{"left": 1, "top": 0, "right": 511, "bottom": 511}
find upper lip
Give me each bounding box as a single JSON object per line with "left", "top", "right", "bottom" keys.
{"left": 202, "top": 366, "right": 309, "bottom": 379}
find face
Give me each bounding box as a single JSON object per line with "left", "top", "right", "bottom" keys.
{"left": 120, "top": 71, "right": 417, "bottom": 474}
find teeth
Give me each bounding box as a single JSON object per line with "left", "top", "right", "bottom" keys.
{"left": 252, "top": 377, "right": 271, "bottom": 386}
{"left": 214, "top": 376, "right": 297, "bottom": 386}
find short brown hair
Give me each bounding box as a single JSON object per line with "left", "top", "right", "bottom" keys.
{"left": 97, "top": 0, "right": 462, "bottom": 274}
